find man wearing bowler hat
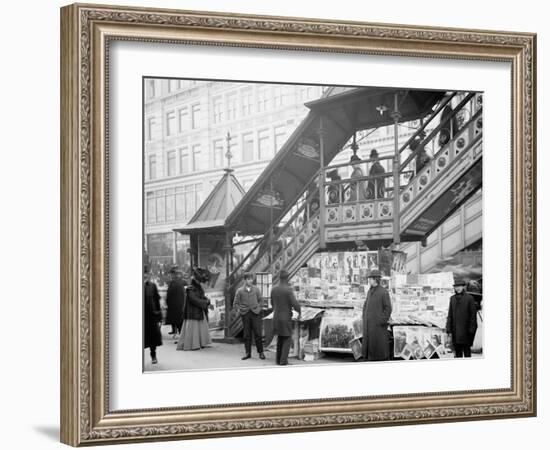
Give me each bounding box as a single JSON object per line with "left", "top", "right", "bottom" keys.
{"left": 446, "top": 278, "right": 478, "bottom": 358}
{"left": 361, "top": 269, "right": 392, "bottom": 361}
{"left": 271, "top": 269, "right": 301, "bottom": 365}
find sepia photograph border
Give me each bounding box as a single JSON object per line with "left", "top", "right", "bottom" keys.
{"left": 60, "top": 2, "right": 536, "bottom": 446}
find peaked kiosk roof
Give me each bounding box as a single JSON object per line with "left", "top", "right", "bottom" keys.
{"left": 175, "top": 169, "right": 246, "bottom": 234}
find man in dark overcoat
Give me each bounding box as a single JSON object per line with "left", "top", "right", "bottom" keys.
{"left": 270, "top": 270, "right": 301, "bottom": 365}
{"left": 446, "top": 279, "right": 478, "bottom": 357}
{"left": 165, "top": 268, "right": 187, "bottom": 337}
{"left": 144, "top": 266, "right": 163, "bottom": 364}
{"left": 362, "top": 269, "right": 392, "bottom": 361}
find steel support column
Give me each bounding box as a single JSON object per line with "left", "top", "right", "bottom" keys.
{"left": 391, "top": 93, "right": 402, "bottom": 248}
{"left": 318, "top": 116, "right": 326, "bottom": 250}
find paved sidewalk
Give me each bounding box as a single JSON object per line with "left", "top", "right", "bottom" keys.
{"left": 144, "top": 325, "right": 354, "bottom": 372}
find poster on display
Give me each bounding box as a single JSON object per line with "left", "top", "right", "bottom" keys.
{"left": 390, "top": 271, "right": 454, "bottom": 328}
{"left": 393, "top": 325, "right": 453, "bottom": 359}
{"left": 205, "top": 290, "right": 225, "bottom": 330}
{"left": 319, "top": 308, "right": 362, "bottom": 353}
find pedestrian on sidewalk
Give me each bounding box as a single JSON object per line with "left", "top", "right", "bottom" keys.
{"left": 144, "top": 265, "right": 162, "bottom": 364}
{"left": 176, "top": 267, "right": 212, "bottom": 351}
{"left": 233, "top": 273, "right": 265, "bottom": 360}
{"left": 361, "top": 269, "right": 392, "bottom": 361}
{"left": 271, "top": 270, "right": 301, "bottom": 366}
{"left": 446, "top": 279, "right": 477, "bottom": 358}
{"left": 165, "top": 267, "right": 186, "bottom": 338}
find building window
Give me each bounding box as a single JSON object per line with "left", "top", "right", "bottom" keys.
{"left": 273, "top": 86, "right": 284, "bottom": 107}
{"left": 179, "top": 148, "right": 189, "bottom": 174}
{"left": 156, "top": 189, "right": 166, "bottom": 223}
{"left": 195, "top": 183, "right": 203, "bottom": 212}
{"left": 213, "top": 139, "right": 224, "bottom": 168}
{"left": 147, "top": 80, "right": 155, "bottom": 99}
{"left": 258, "top": 129, "right": 270, "bottom": 159}
{"left": 226, "top": 94, "right": 237, "bottom": 121}
{"left": 148, "top": 154, "right": 157, "bottom": 180}
{"left": 175, "top": 186, "right": 185, "bottom": 220}
{"left": 241, "top": 89, "right": 253, "bottom": 116}
{"left": 274, "top": 126, "right": 286, "bottom": 153}
{"left": 242, "top": 133, "right": 254, "bottom": 162}
{"left": 178, "top": 107, "right": 188, "bottom": 133}
{"left": 192, "top": 144, "right": 202, "bottom": 171}
{"left": 166, "top": 111, "right": 176, "bottom": 136}
{"left": 166, "top": 150, "right": 176, "bottom": 177}
{"left": 165, "top": 187, "right": 175, "bottom": 221}
{"left": 191, "top": 104, "right": 201, "bottom": 129}
{"left": 212, "top": 97, "right": 223, "bottom": 124}
{"left": 257, "top": 88, "right": 269, "bottom": 112}
{"left": 229, "top": 139, "right": 239, "bottom": 165}
{"left": 184, "top": 185, "right": 195, "bottom": 220}
{"left": 242, "top": 179, "right": 253, "bottom": 191}
{"left": 146, "top": 191, "right": 156, "bottom": 224}
{"left": 168, "top": 79, "right": 178, "bottom": 93}
{"left": 146, "top": 117, "right": 156, "bottom": 141}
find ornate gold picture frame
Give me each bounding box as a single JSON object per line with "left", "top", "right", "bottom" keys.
{"left": 60, "top": 3, "right": 536, "bottom": 446}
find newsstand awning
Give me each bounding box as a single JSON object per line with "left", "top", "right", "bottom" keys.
{"left": 225, "top": 86, "right": 447, "bottom": 236}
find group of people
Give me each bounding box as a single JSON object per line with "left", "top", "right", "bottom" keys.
{"left": 143, "top": 265, "right": 213, "bottom": 365}
{"left": 144, "top": 263, "right": 478, "bottom": 366}
{"left": 358, "top": 269, "right": 478, "bottom": 361}
{"left": 233, "top": 267, "right": 478, "bottom": 364}
{"left": 234, "top": 270, "right": 302, "bottom": 365}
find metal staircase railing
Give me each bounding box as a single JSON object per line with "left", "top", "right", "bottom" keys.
{"left": 229, "top": 91, "right": 482, "bottom": 289}
{"left": 229, "top": 172, "right": 321, "bottom": 288}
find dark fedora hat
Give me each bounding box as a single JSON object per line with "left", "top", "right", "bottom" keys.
{"left": 369, "top": 148, "right": 379, "bottom": 159}
{"left": 367, "top": 269, "right": 383, "bottom": 278}
{"left": 453, "top": 278, "right": 467, "bottom": 286}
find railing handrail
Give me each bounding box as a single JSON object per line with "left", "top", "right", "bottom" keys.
{"left": 230, "top": 91, "right": 476, "bottom": 283}
{"left": 229, "top": 169, "right": 321, "bottom": 281}
{"left": 267, "top": 208, "right": 321, "bottom": 263}
{"left": 325, "top": 155, "right": 394, "bottom": 171}
{"left": 322, "top": 92, "right": 459, "bottom": 175}
{"left": 395, "top": 91, "right": 459, "bottom": 159}
{"left": 324, "top": 171, "right": 395, "bottom": 186}
{"left": 400, "top": 92, "right": 477, "bottom": 171}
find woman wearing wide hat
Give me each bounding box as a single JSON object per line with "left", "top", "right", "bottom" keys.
{"left": 176, "top": 267, "right": 213, "bottom": 351}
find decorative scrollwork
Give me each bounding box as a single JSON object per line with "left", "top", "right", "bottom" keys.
{"left": 70, "top": 5, "right": 535, "bottom": 444}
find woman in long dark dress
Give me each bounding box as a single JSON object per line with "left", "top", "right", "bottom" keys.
{"left": 176, "top": 267, "right": 212, "bottom": 351}
{"left": 144, "top": 267, "right": 162, "bottom": 364}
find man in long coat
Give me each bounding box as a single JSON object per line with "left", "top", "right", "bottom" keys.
{"left": 271, "top": 270, "right": 301, "bottom": 365}
{"left": 144, "top": 266, "right": 163, "bottom": 364}
{"left": 165, "top": 268, "right": 187, "bottom": 337}
{"left": 446, "top": 279, "right": 478, "bottom": 357}
{"left": 362, "top": 269, "right": 392, "bottom": 361}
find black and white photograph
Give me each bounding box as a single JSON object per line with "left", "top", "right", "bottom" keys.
{"left": 142, "top": 78, "right": 483, "bottom": 371}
